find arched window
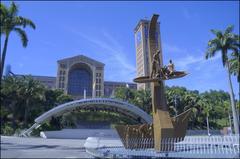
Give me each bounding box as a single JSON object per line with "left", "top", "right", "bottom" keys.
{"left": 68, "top": 64, "right": 92, "bottom": 97}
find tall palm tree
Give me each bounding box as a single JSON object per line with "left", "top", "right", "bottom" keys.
{"left": 229, "top": 52, "right": 239, "bottom": 82}
{"left": 0, "top": 2, "right": 36, "bottom": 81}
{"left": 205, "top": 25, "right": 239, "bottom": 134}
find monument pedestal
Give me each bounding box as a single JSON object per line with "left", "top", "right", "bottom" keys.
{"left": 153, "top": 110, "right": 174, "bottom": 151}
{"left": 152, "top": 81, "right": 175, "bottom": 151}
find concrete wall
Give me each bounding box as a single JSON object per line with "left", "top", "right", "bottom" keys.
{"left": 40, "top": 129, "right": 120, "bottom": 139}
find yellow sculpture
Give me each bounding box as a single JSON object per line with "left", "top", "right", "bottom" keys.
{"left": 115, "top": 14, "right": 191, "bottom": 151}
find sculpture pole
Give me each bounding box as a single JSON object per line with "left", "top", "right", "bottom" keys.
{"left": 148, "top": 14, "right": 174, "bottom": 151}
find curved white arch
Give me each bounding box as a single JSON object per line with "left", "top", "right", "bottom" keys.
{"left": 22, "top": 98, "right": 152, "bottom": 136}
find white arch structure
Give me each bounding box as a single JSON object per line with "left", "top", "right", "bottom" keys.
{"left": 22, "top": 98, "right": 152, "bottom": 136}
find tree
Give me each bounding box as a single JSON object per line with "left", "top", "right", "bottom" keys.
{"left": 18, "top": 76, "right": 45, "bottom": 127}
{"left": 0, "top": 2, "right": 36, "bottom": 80}
{"left": 0, "top": 75, "right": 74, "bottom": 135}
{"left": 134, "top": 89, "right": 152, "bottom": 114}
{"left": 199, "top": 98, "right": 212, "bottom": 136}
{"left": 205, "top": 25, "right": 239, "bottom": 134}
{"left": 229, "top": 51, "right": 240, "bottom": 82}
{"left": 114, "top": 87, "right": 135, "bottom": 103}
{"left": 1, "top": 76, "right": 22, "bottom": 129}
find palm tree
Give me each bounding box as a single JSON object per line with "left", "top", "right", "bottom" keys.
{"left": 205, "top": 25, "right": 239, "bottom": 134}
{"left": 199, "top": 98, "right": 212, "bottom": 136}
{"left": 229, "top": 52, "right": 239, "bottom": 82}
{"left": 0, "top": 2, "right": 36, "bottom": 81}
{"left": 18, "top": 76, "right": 44, "bottom": 127}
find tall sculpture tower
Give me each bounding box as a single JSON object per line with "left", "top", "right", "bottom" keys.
{"left": 116, "top": 14, "right": 190, "bottom": 152}
{"left": 134, "top": 19, "right": 161, "bottom": 90}
{"left": 133, "top": 14, "right": 189, "bottom": 151}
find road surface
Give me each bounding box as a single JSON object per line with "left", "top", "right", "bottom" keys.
{"left": 1, "top": 136, "right": 92, "bottom": 158}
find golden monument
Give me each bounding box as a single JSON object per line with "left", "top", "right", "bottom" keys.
{"left": 115, "top": 14, "right": 191, "bottom": 151}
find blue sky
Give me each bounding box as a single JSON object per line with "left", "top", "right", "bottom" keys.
{"left": 1, "top": 1, "right": 239, "bottom": 96}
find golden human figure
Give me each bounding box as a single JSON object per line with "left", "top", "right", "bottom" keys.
{"left": 167, "top": 59, "right": 175, "bottom": 76}
{"left": 151, "top": 50, "right": 161, "bottom": 79}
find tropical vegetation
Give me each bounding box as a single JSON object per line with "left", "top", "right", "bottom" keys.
{"left": 0, "top": 2, "right": 36, "bottom": 81}
{"left": 205, "top": 25, "right": 239, "bottom": 134}
{"left": 0, "top": 75, "right": 73, "bottom": 136}
{"left": 1, "top": 76, "right": 238, "bottom": 136}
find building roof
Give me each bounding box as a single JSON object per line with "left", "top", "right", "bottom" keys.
{"left": 57, "top": 55, "right": 105, "bottom": 66}
{"left": 134, "top": 19, "right": 160, "bottom": 33}
{"left": 15, "top": 74, "right": 56, "bottom": 79}
{"left": 134, "top": 19, "right": 150, "bottom": 33}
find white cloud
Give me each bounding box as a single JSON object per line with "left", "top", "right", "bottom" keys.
{"left": 163, "top": 42, "right": 187, "bottom": 54}
{"left": 163, "top": 43, "right": 222, "bottom": 70}
{"left": 177, "top": 53, "right": 221, "bottom": 70}
{"left": 175, "top": 55, "right": 203, "bottom": 70}
{"left": 66, "top": 27, "right": 136, "bottom": 82}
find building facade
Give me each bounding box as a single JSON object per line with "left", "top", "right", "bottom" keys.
{"left": 18, "top": 55, "right": 137, "bottom": 99}
{"left": 134, "top": 19, "right": 161, "bottom": 90}
{"left": 56, "top": 55, "right": 105, "bottom": 99}
{"left": 104, "top": 81, "right": 137, "bottom": 97}
{"left": 32, "top": 75, "right": 56, "bottom": 90}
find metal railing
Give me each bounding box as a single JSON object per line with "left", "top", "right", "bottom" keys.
{"left": 84, "top": 135, "right": 240, "bottom": 158}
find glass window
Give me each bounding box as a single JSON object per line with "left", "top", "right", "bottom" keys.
{"left": 60, "top": 63, "right": 66, "bottom": 68}
{"left": 68, "top": 68, "right": 92, "bottom": 96}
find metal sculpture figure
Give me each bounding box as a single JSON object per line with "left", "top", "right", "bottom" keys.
{"left": 116, "top": 14, "right": 191, "bottom": 152}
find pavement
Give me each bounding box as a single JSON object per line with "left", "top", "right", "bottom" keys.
{"left": 1, "top": 136, "right": 93, "bottom": 158}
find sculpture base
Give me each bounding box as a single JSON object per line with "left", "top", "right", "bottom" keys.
{"left": 153, "top": 110, "right": 174, "bottom": 151}
{"left": 115, "top": 109, "right": 192, "bottom": 151}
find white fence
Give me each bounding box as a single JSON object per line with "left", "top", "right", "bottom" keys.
{"left": 84, "top": 135, "right": 240, "bottom": 158}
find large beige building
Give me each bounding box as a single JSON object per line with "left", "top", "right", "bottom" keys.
{"left": 134, "top": 19, "right": 161, "bottom": 90}
{"left": 56, "top": 55, "right": 105, "bottom": 99}
{"left": 15, "top": 55, "right": 137, "bottom": 99}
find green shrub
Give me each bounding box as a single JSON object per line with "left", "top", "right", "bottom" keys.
{"left": 2, "top": 124, "right": 14, "bottom": 136}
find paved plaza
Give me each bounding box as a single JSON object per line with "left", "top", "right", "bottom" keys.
{"left": 1, "top": 136, "right": 92, "bottom": 158}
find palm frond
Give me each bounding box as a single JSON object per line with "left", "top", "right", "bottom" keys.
{"left": 0, "top": 3, "right": 8, "bottom": 34}
{"left": 224, "top": 25, "right": 234, "bottom": 35}
{"left": 0, "top": 3, "right": 8, "bottom": 17}
{"left": 8, "top": 2, "right": 19, "bottom": 17}
{"left": 208, "top": 38, "right": 221, "bottom": 47}
{"left": 205, "top": 46, "right": 218, "bottom": 59}
{"left": 228, "top": 53, "right": 239, "bottom": 82}
{"left": 14, "top": 27, "right": 28, "bottom": 47}
{"left": 211, "top": 29, "right": 223, "bottom": 38}
{"left": 15, "top": 16, "right": 36, "bottom": 29}
{"left": 229, "top": 45, "right": 240, "bottom": 55}
{"left": 233, "top": 34, "right": 240, "bottom": 41}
